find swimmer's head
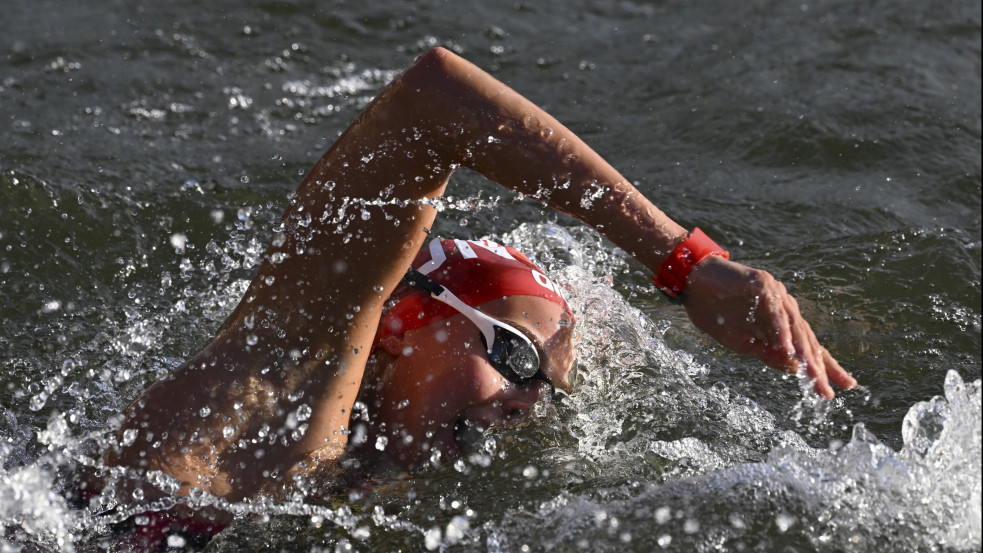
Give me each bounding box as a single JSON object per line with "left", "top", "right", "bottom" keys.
{"left": 352, "top": 238, "right": 576, "bottom": 474}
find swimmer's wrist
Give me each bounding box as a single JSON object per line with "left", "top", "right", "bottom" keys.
{"left": 650, "top": 228, "right": 730, "bottom": 304}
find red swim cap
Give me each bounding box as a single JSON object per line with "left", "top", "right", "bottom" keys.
{"left": 376, "top": 238, "right": 574, "bottom": 342}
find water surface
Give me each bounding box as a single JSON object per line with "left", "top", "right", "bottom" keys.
{"left": 1, "top": 0, "right": 980, "bottom": 551}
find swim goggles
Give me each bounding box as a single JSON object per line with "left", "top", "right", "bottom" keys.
{"left": 401, "top": 268, "right": 554, "bottom": 391}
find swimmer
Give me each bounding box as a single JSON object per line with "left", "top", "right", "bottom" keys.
{"left": 89, "top": 47, "right": 856, "bottom": 545}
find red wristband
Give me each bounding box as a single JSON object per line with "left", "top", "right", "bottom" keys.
{"left": 651, "top": 228, "right": 730, "bottom": 299}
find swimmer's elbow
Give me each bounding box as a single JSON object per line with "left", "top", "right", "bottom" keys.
{"left": 415, "top": 46, "right": 456, "bottom": 72}
{"left": 404, "top": 47, "right": 469, "bottom": 88}
{"left": 418, "top": 46, "right": 452, "bottom": 63}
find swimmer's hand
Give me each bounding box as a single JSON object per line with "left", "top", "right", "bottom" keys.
{"left": 681, "top": 256, "right": 857, "bottom": 399}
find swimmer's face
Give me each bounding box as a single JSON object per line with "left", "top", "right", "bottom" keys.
{"left": 349, "top": 295, "right": 575, "bottom": 475}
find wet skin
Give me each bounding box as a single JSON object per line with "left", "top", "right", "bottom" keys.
{"left": 349, "top": 295, "right": 575, "bottom": 475}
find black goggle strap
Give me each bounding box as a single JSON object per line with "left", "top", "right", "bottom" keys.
{"left": 401, "top": 268, "right": 445, "bottom": 297}
{"left": 402, "top": 269, "right": 551, "bottom": 390}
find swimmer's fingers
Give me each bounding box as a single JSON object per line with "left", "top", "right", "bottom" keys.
{"left": 820, "top": 346, "right": 857, "bottom": 392}
{"left": 778, "top": 287, "right": 857, "bottom": 399}
{"left": 745, "top": 273, "right": 857, "bottom": 399}
{"left": 683, "top": 256, "right": 856, "bottom": 399}
{"left": 790, "top": 306, "right": 835, "bottom": 399}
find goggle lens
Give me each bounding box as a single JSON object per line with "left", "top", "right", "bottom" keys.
{"left": 402, "top": 268, "right": 553, "bottom": 391}
{"left": 485, "top": 326, "right": 543, "bottom": 384}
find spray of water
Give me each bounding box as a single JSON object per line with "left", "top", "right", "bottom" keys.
{"left": 1, "top": 209, "right": 979, "bottom": 552}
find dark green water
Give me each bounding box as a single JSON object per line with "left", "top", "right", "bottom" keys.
{"left": 1, "top": 0, "right": 980, "bottom": 551}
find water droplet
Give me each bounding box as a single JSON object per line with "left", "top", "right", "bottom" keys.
{"left": 147, "top": 470, "right": 181, "bottom": 494}
{"left": 291, "top": 423, "right": 308, "bottom": 441}
{"left": 29, "top": 394, "right": 47, "bottom": 411}
{"left": 444, "top": 516, "right": 469, "bottom": 545}
{"left": 170, "top": 233, "right": 187, "bottom": 254}
{"left": 776, "top": 512, "right": 796, "bottom": 532}
{"left": 121, "top": 428, "right": 138, "bottom": 447}
{"left": 424, "top": 526, "right": 441, "bottom": 550}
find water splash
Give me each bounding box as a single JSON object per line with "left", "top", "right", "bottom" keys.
{"left": 1, "top": 223, "right": 978, "bottom": 552}
{"left": 1, "top": 412, "right": 79, "bottom": 552}
{"left": 419, "top": 225, "right": 981, "bottom": 552}
{"left": 441, "top": 371, "right": 980, "bottom": 553}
